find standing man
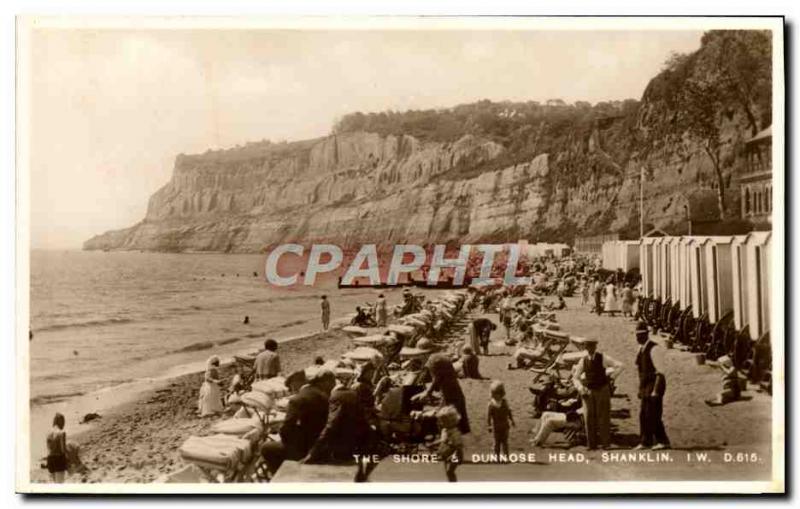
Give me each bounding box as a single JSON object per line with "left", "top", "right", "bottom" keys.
{"left": 634, "top": 322, "right": 670, "bottom": 450}
{"left": 375, "top": 293, "right": 388, "bottom": 327}
{"left": 260, "top": 368, "right": 336, "bottom": 475}
{"left": 593, "top": 278, "right": 604, "bottom": 316}
{"left": 303, "top": 382, "right": 372, "bottom": 465}
{"left": 320, "top": 295, "right": 330, "bottom": 331}
{"left": 572, "top": 337, "right": 623, "bottom": 450}
{"left": 254, "top": 339, "right": 281, "bottom": 380}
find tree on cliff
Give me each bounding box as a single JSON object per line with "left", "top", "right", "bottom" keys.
{"left": 699, "top": 30, "right": 772, "bottom": 136}
{"left": 680, "top": 78, "right": 729, "bottom": 219}
{"left": 670, "top": 30, "right": 772, "bottom": 220}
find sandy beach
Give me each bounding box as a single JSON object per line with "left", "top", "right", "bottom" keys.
{"left": 28, "top": 285, "right": 421, "bottom": 482}
{"left": 30, "top": 293, "right": 772, "bottom": 484}
{"left": 30, "top": 326, "right": 359, "bottom": 483}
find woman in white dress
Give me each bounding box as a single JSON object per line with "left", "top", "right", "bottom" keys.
{"left": 198, "top": 355, "right": 224, "bottom": 416}
{"left": 603, "top": 278, "right": 620, "bottom": 315}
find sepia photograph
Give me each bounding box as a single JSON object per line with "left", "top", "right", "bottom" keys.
{"left": 15, "top": 16, "right": 784, "bottom": 494}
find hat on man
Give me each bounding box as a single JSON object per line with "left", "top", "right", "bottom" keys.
{"left": 572, "top": 336, "right": 598, "bottom": 345}
{"left": 635, "top": 321, "right": 649, "bottom": 336}
{"left": 415, "top": 338, "right": 434, "bottom": 351}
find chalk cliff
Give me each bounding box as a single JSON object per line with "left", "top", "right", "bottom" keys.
{"left": 85, "top": 133, "right": 553, "bottom": 251}
{"left": 85, "top": 30, "right": 771, "bottom": 252}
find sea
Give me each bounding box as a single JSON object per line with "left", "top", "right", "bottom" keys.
{"left": 28, "top": 250, "right": 382, "bottom": 407}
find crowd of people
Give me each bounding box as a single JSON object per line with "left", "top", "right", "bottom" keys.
{"left": 182, "top": 254, "right": 682, "bottom": 482}
{"left": 41, "top": 250, "right": 751, "bottom": 484}
{"left": 183, "top": 289, "right": 479, "bottom": 482}
{"left": 581, "top": 275, "right": 639, "bottom": 319}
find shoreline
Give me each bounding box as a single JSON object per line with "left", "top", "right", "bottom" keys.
{"left": 27, "top": 303, "right": 364, "bottom": 476}
{"left": 29, "top": 328, "right": 332, "bottom": 443}
{"left": 28, "top": 288, "right": 449, "bottom": 482}
{"left": 29, "top": 324, "right": 360, "bottom": 483}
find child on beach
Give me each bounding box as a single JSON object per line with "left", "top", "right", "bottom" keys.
{"left": 705, "top": 356, "right": 743, "bottom": 406}
{"left": 225, "top": 364, "right": 247, "bottom": 407}
{"left": 435, "top": 405, "right": 464, "bottom": 482}
{"left": 45, "top": 413, "right": 68, "bottom": 483}
{"left": 487, "top": 381, "right": 515, "bottom": 457}
{"left": 453, "top": 344, "right": 482, "bottom": 379}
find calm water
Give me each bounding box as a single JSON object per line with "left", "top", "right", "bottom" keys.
{"left": 29, "top": 250, "right": 379, "bottom": 404}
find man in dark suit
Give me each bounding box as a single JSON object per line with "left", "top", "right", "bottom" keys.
{"left": 303, "top": 384, "right": 373, "bottom": 464}
{"left": 260, "top": 368, "right": 336, "bottom": 474}
{"left": 634, "top": 322, "right": 670, "bottom": 450}
{"left": 593, "top": 278, "right": 604, "bottom": 316}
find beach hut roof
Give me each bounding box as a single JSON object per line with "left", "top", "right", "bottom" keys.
{"left": 746, "top": 125, "right": 772, "bottom": 145}
{"left": 643, "top": 228, "right": 668, "bottom": 238}
{"left": 743, "top": 231, "right": 772, "bottom": 244}
{"left": 700, "top": 236, "right": 736, "bottom": 246}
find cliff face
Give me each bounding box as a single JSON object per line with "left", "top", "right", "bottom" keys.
{"left": 81, "top": 119, "right": 751, "bottom": 253}
{"left": 85, "top": 31, "right": 770, "bottom": 252}
{"left": 85, "top": 133, "right": 551, "bottom": 251}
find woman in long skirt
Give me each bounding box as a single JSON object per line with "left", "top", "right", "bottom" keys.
{"left": 198, "top": 355, "right": 224, "bottom": 416}
{"left": 621, "top": 284, "right": 634, "bottom": 318}
{"left": 604, "top": 278, "right": 620, "bottom": 316}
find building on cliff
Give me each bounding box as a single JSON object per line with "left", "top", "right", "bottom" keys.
{"left": 739, "top": 126, "right": 773, "bottom": 224}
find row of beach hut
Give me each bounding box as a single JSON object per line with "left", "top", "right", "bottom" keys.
{"left": 602, "top": 232, "right": 773, "bottom": 385}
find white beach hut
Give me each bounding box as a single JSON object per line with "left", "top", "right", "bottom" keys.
{"left": 701, "top": 236, "right": 735, "bottom": 325}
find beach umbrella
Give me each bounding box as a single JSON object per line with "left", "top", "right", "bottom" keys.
{"left": 399, "top": 338, "right": 436, "bottom": 358}
{"left": 352, "top": 334, "right": 394, "bottom": 348}
{"left": 342, "top": 346, "right": 385, "bottom": 364}
{"left": 239, "top": 390, "right": 274, "bottom": 413}
{"left": 387, "top": 324, "right": 416, "bottom": 337}
{"left": 251, "top": 378, "right": 290, "bottom": 399}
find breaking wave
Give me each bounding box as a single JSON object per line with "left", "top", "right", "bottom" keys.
{"left": 36, "top": 317, "right": 134, "bottom": 333}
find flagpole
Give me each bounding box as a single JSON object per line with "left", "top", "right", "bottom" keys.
{"left": 639, "top": 166, "right": 644, "bottom": 238}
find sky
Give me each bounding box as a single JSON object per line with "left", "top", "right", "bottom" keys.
{"left": 27, "top": 28, "right": 703, "bottom": 249}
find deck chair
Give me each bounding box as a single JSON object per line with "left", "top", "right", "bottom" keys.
{"left": 203, "top": 390, "right": 278, "bottom": 482}
{"left": 179, "top": 433, "right": 255, "bottom": 483}
{"left": 233, "top": 354, "right": 257, "bottom": 391}
{"left": 525, "top": 330, "right": 572, "bottom": 372}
